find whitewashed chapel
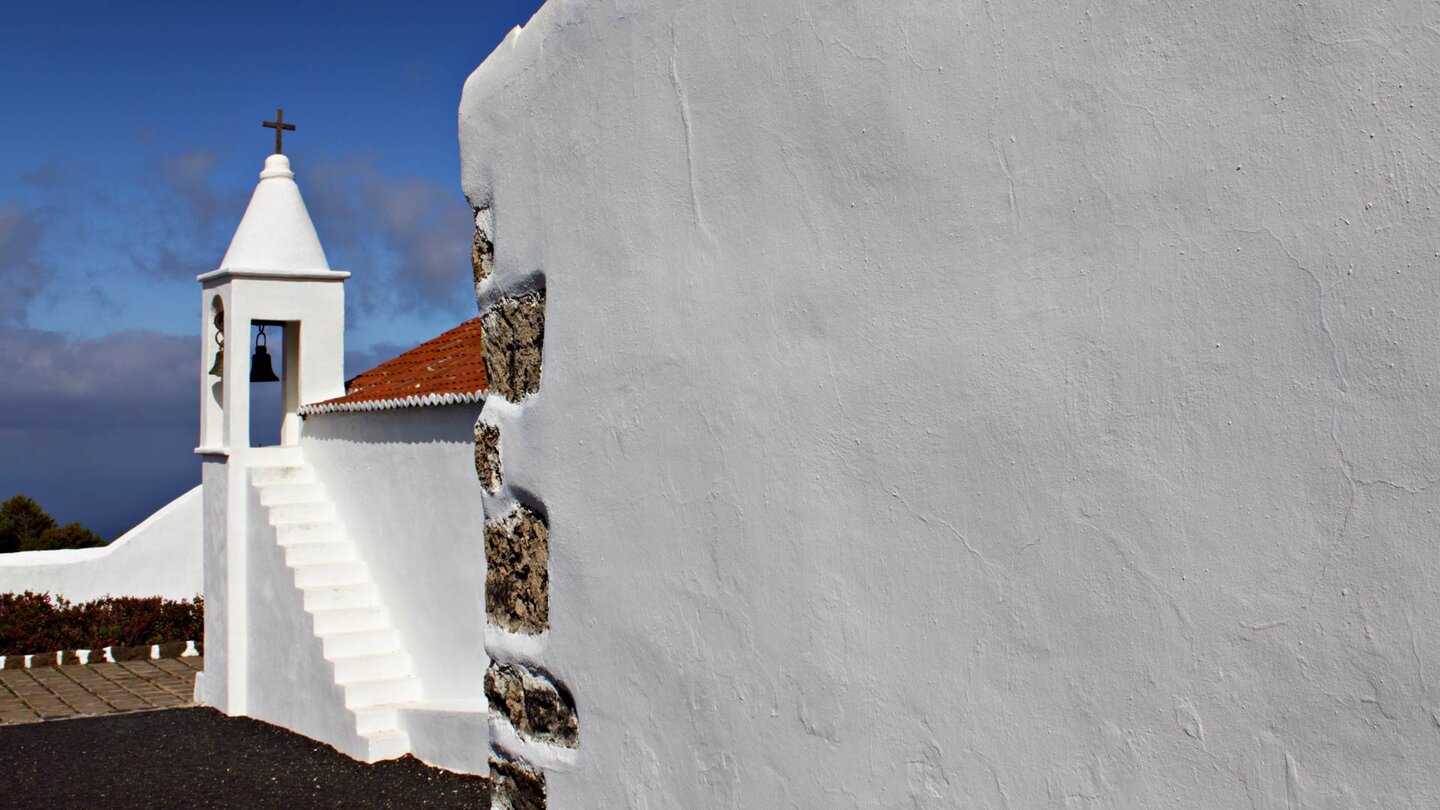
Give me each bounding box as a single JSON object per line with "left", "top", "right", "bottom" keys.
{"left": 5, "top": 0, "right": 1440, "bottom": 807}
{"left": 186, "top": 137, "right": 565, "bottom": 799}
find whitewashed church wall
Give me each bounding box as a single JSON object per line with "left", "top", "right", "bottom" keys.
{"left": 0, "top": 486, "right": 202, "bottom": 603}
{"left": 300, "top": 405, "right": 489, "bottom": 701}
{"left": 194, "top": 460, "right": 228, "bottom": 708}
{"left": 460, "top": 0, "right": 1440, "bottom": 806}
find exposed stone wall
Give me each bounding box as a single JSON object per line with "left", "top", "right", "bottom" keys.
{"left": 474, "top": 419, "right": 502, "bottom": 494}
{"left": 472, "top": 234, "right": 574, "bottom": 808}
{"left": 480, "top": 292, "right": 545, "bottom": 403}
{"left": 490, "top": 752, "right": 546, "bottom": 810}
{"left": 484, "top": 506, "right": 549, "bottom": 635}
{"left": 471, "top": 207, "right": 494, "bottom": 285}
{"left": 485, "top": 661, "right": 579, "bottom": 747}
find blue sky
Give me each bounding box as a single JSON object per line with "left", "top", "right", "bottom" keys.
{"left": 0, "top": 1, "right": 546, "bottom": 539}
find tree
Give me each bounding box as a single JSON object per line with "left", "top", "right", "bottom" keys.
{"left": 0, "top": 515, "right": 16, "bottom": 554}
{"left": 0, "top": 495, "right": 105, "bottom": 552}
{"left": 26, "top": 523, "right": 106, "bottom": 551}
{"left": 0, "top": 496, "right": 56, "bottom": 553}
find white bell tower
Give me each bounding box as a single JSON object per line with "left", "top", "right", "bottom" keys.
{"left": 194, "top": 149, "right": 348, "bottom": 713}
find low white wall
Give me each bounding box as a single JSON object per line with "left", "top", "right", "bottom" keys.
{"left": 0, "top": 486, "right": 202, "bottom": 602}
{"left": 301, "top": 405, "right": 489, "bottom": 702}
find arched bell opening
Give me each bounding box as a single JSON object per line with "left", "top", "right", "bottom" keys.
{"left": 200, "top": 295, "right": 227, "bottom": 450}
{"left": 247, "top": 320, "right": 301, "bottom": 448}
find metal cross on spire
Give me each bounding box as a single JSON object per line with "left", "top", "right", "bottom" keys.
{"left": 262, "top": 108, "right": 296, "bottom": 155}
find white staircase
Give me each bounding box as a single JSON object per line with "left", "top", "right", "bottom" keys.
{"left": 252, "top": 461, "right": 421, "bottom": 762}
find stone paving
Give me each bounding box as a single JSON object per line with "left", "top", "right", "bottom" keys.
{"left": 0, "top": 656, "right": 200, "bottom": 724}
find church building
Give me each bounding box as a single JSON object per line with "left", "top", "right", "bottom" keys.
{"left": 194, "top": 149, "right": 497, "bottom": 774}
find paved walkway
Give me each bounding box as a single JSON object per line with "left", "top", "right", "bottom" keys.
{"left": 0, "top": 656, "right": 200, "bottom": 724}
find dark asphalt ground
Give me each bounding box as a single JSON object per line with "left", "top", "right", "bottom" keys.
{"left": 0, "top": 707, "right": 489, "bottom": 808}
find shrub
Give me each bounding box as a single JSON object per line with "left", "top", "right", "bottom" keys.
{"left": 0, "top": 592, "right": 203, "bottom": 656}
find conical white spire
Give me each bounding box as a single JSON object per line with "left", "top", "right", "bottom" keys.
{"left": 217, "top": 154, "right": 331, "bottom": 274}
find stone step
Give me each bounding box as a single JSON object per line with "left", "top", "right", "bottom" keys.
{"left": 285, "top": 540, "right": 355, "bottom": 567}
{"left": 257, "top": 481, "right": 328, "bottom": 506}
{"left": 304, "top": 583, "right": 380, "bottom": 612}
{"left": 268, "top": 500, "right": 336, "bottom": 524}
{"left": 344, "top": 676, "right": 422, "bottom": 710}
{"left": 333, "top": 651, "right": 412, "bottom": 685}
{"left": 322, "top": 628, "right": 402, "bottom": 660}
{"left": 311, "top": 605, "right": 390, "bottom": 636}
{"left": 293, "top": 560, "right": 370, "bottom": 589}
{"left": 353, "top": 705, "right": 400, "bottom": 735}
{"left": 275, "top": 521, "right": 344, "bottom": 547}
{"left": 250, "top": 464, "right": 313, "bottom": 485}
{"left": 362, "top": 729, "right": 410, "bottom": 762}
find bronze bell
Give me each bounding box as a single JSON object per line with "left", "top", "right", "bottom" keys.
{"left": 208, "top": 332, "right": 225, "bottom": 378}
{"left": 250, "top": 326, "right": 280, "bottom": 383}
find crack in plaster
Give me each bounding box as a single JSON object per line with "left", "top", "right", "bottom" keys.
{"left": 669, "top": 16, "right": 710, "bottom": 239}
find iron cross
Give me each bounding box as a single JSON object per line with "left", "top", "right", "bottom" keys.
{"left": 262, "top": 109, "right": 296, "bottom": 155}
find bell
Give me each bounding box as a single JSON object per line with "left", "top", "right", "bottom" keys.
{"left": 250, "top": 327, "right": 280, "bottom": 383}
{"left": 208, "top": 330, "right": 225, "bottom": 378}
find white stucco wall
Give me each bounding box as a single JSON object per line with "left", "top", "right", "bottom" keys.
{"left": 0, "top": 486, "right": 201, "bottom": 602}
{"left": 301, "top": 405, "right": 488, "bottom": 702}
{"left": 461, "top": 1, "right": 1440, "bottom": 806}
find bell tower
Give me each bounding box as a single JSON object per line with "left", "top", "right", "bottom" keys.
{"left": 197, "top": 151, "right": 348, "bottom": 453}
{"left": 195, "top": 147, "right": 348, "bottom": 713}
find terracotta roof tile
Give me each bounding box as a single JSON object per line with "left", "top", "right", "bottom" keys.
{"left": 302, "top": 318, "right": 486, "bottom": 414}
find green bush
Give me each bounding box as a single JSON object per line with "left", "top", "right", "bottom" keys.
{"left": 0, "top": 592, "right": 203, "bottom": 655}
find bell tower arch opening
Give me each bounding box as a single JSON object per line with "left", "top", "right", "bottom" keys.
{"left": 200, "top": 295, "right": 227, "bottom": 451}
{"left": 247, "top": 322, "right": 286, "bottom": 448}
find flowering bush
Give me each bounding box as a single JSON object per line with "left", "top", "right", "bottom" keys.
{"left": 0, "top": 592, "right": 203, "bottom": 655}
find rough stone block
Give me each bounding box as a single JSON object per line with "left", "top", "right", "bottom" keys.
{"left": 472, "top": 208, "right": 494, "bottom": 285}
{"left": 481, "top": 292, "right": 545, "bottom": 402}
{"left": 485, "top": 661, "right": 578, "bottom": 748}
{"left": 490, "top": 753, "right": 546, "bottom": 810}
{"left": 485, "top": 505, "right": 549, "bottom": 635}
{"left": 475, "top": 419, "right": 502, "bottom": 494}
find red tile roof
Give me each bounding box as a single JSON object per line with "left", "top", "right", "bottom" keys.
{"left": 302, "top": 318, "right": 487, "bottom": 414}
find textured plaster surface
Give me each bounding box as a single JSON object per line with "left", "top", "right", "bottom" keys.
{"left": 0, "top": 486, "right": 202, "bottom": 602}
{"left": 461, "top": 0, "right": 1440, "bottom": 806}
